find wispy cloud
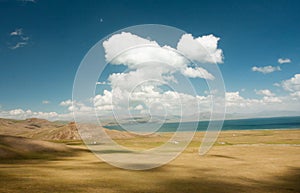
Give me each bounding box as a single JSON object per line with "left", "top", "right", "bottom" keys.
{"left": 9, "top": 28, "right": 30, "bottom": 50}
{"left": 10, "top": 42, "right": 28, "bottom": 50}
{"left": 10, "top": 28, "right": 23, "bottom": 36}
{"left": 278, "top": 58, "right": 291, "bottom": 64}
{"left": 42, "top": 100, "right": 50, "bottom": 104}
{"left": 252, "top": 65, "right": 281, "bottom": 74}
{"left": 96, "top": 81, "right": 109, "bottom": 85}
{"left": 19, "top": 0, "right": 36, "bottom": 3}
{"left": 255, "top": 89, "right": 275, "bottom": 97}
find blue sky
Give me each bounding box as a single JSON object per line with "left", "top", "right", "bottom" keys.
{"left": 0, "top": 0, "right": 300, "bottom": 120}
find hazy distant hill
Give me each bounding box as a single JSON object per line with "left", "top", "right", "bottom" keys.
{"left": 0, "top": 118, "right": 81, "bottom": 140}
{"left": 0, "top": 118, "right": 145, "bottom": 160}
{"left": 0, "top": 118, "right": 143, "bottom": 141}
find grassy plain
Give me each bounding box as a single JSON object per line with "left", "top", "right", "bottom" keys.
{"left": 0, "top": 129, "right": 300, "bottom": 193}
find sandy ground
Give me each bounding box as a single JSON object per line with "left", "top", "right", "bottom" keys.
{"left": 0, "top": 129, "right": 299, "bottom": 193}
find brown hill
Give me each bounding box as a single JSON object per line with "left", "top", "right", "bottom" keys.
{"left": 0, "top": 118, "right": 80, "bottom": 140}
{"left": 25, "top": 122, "right": 81, "bottom": 141}
{"left": 0, "top": 118, "right": 63, "bottom": 136}
{"left": 0, "top": 135, "right": 70, "bottom": 159}
{"left": 0, "top": 118, "right": 156, "bottom": 141}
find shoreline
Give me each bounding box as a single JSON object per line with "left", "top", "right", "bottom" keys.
{"left": 103, "top": 128, "right": 300, "bottom": 135}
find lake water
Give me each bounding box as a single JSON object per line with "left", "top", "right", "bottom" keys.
{"left": 104, "top": 116, "right": 300, "bottom": 132}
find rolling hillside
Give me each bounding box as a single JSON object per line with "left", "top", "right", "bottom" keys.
{"left": 0, "top": 118, "right": 80, "bottom": 140}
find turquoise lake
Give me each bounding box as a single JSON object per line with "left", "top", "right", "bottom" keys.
{"left": 104, "top": 116, "right": 300, "bottom": 132}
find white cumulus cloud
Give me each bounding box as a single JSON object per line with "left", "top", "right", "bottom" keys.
{"left": 9, "top": 109, "right": 25, "bottom": 115}
{"left": 281, "top": 74, "right": 300, "bottom": 92}
{"left": 225, "top": 91, "right": 284, "bottom": 114}
{"left": 278, "top": 58, "right": 291, "bottom": 64}
{"left": 181, "top": 67, "right": 215, "bottom": 80}
{"left": 88, "top": 32, "right": 225, "bottom": 117}
{"left": 93, "top": 90, "right": 113, "bottom": 111}
{"left": 252, "top": 66, "right": 281, "bottom": 74}
{"left": 177, "top": 34, "right": 223, "bottom": 64}
{"left": 0, "top": 108, "right": 58, "bottom": 120}
{"left": 103, "top": 32, "right": 159, "bottom": 63}
{"left": 60, "top": 99, "right": 73, "bottom": 106}
{"left": 255, "top": 89, "right": 275, "bottom": 97}
{"left": 97, "top": 32, "right": 221, "bottom": 116}
{"left": 134, "top": 104, "right": 144, "bottom": 111}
